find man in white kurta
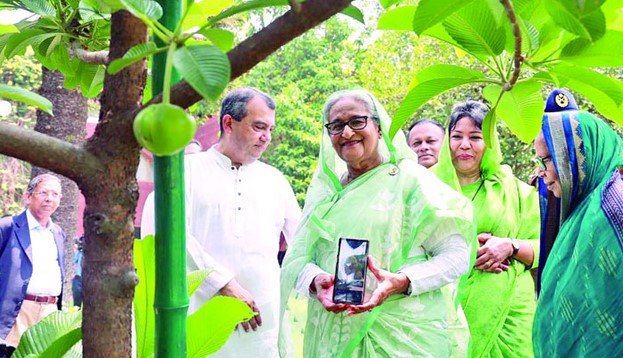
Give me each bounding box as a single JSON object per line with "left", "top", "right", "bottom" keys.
{"left": 184, "top": 88, "right": 300, "bottom": 357}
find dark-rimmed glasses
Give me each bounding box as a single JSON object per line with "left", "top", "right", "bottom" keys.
{"left": 533, "top": 155, "right": 551, "bottom": 171}
{"left": 324, "top": 115, "right": 375, "bottom": 135}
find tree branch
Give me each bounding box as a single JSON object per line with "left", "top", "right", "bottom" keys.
{"left": 0, "top": 122, "right": 104, "bottom": 181}
{"left": 151, "top": 0, "right": 354, "bottom": 108}
{"left": 501, "top": 0, "right": 523, "bottom": 91}
{"left": 71, "top": 42, "right": 109, "bottom": 65}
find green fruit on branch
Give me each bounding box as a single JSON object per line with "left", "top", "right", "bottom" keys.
{"left": 133, "top": 103, "right": 197, "bottom": 156}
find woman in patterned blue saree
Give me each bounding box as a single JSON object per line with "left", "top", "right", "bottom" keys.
{"left": 533, "top": 89, "right": 623, "bottom": 356}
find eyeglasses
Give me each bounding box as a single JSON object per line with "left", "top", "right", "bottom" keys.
{"left": 32, "top": 191, "right": 62, "bottom": 199}
{"left": 533, "top": 156, "right": 552, "bottom": 171}
{"left": 324, "top": 115, "right": 375, "bottom": 135}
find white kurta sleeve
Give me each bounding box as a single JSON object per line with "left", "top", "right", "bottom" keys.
{"left": 399, "top": 234, "right": 469, "bottom": 296}
{"left": 186, "top": 232, "right": 234, "bottom": 297}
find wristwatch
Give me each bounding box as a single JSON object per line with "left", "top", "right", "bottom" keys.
{"left": 510, "top": 238, "right": 520, "bottom": 257}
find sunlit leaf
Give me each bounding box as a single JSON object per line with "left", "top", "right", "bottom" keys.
{"left": 187, "top": 268, "right": 211, "bottom": 297}
{"left": 120, "top": 0, "right": 162, "bottom": 21}
{"left": 184, "top": 0, "right": 233, "bottom": 30}
{"left": 108, "top": 42, "right": 163, "bottom": 75}
{"left": 545, "top": 0, "right": 605, "bottom": 40}
{"left": 134, "top": 234, "right": 157, "bottom": 358}
{"left": 483, "top": 81, "right": 544, "bottom": 143}
{"left": 412, "top": 0, "right": 476, "bottom": 35}
{"left": 0, "top": 84, "right": 53, "bottom": 114}
{"left": 187, "top": 296, "right": 255, "bottom": 358}
{"left": 197, "top": 28, "right": 234, "bottom": 52}
{"left": 390, "top": 65, "right": 486, "bottom": 139}
{"left": 0, "top": 24, "right": 18, "bottom": 34}
{"left": 173, "top": 44, "right": 230, "bottom": 101}
{"left": 378, "top": 6, "right": 415, "bottom": 31}
{"left": 443, "top": 1, "right": 505, "bottom": 57}
{"left": 340, "top": 5, "right": 364, "bottom": 24}
{"left": 20, "top": 0, "right": 55, "bottom": 17}
{"left": 78, "top": 63, "right": 105, "bottom": 97}
{"left": 559, "top": 30, "right": 623, "bottom": 67}
{"left": 12, "top": 311, "right": 81, "bottom": 358}
{"left": 379, "top": 0, "right": 403, "bottom": 9}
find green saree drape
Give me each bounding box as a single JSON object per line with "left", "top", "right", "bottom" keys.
{"left": 279, "top": 90, "right": 475, "bottom": 357}
{"left": 534, "top": 105, "right": 623, "bottom": 357}
{"left": 433, "top": 114, "right": 540, "bottom": 358}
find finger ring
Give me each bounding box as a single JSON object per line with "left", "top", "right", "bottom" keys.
{"left": 486, "top": 259, "right": 493, "bottom": 266}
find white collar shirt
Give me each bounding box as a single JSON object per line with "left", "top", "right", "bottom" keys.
{"left": 25, "top": 209, "right": 62, "bottom": 296}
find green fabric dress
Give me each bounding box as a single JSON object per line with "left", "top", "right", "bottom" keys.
{"left": 279, "top": 90, "right": 475, "bottom": 357}
{"left": 534, "top": 109, "right": 623, "bottom": 356}
{"left": 432, "top": 115, "right": 540, "bottom": 358}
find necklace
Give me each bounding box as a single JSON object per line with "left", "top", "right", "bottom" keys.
{"left": 471, "top": 179, "right": 485, "bottom": 201}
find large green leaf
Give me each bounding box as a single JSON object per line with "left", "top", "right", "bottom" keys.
{"left": 340, "top": 5, "right": 364, "bottom": 24}
{"left": 3, "top": 29, "right": 44, "bottom": 59}
{"left": 134, "top": 234, "right": 157, "bottom": 358}
{"left": 79, "top": 63, "right": 105, "bottom": 97}
{"left": 545, "top": 0, "right": 605, "bottom": 40}
{"left": 559, "top": 30, "right": 623, "bottom": 67}
{"left": 206, "top": 0, "right": 289, "bottom": 27}
{"left": 379, "top": 0, "right": 403, "bottom": 9}
{"left": 108, "top": 42, "right": 163, "bottom": 75}
{"left": 0, "top": 24, "right": 18, "bottom": 34}
{"left": 120, "top": 0, "right": 162, "bottom": 22}
{"left": 442, "top": 1, "right": 506, "bottom": 57}
{"left": 390, "top": 65, "right": 486, "bottom": 139}
{"left": 482, "top": 81, "right": 544, "bottom": 143}
{"left": 197, "top": 28, "right": 235, "bottom": 52}
{"left": 548, "top": 64, "right": 623, "bottom": 105}
{"left": 377, "top": 6, "right": 415, "bottom": 31}
{"left": 20, "top": 0, "right": 55, "bottom": 17}
{"left": 412, "top": 0, "right": 476, "bottom": 34}
{"left": 183, "top": 0, "right": 233, "bottom": 30}
{"left": 186, "top": 296, "right": 255, "bottom": 358}
{"left": 187, "top": 268, "right": 212, "bottom": 297}
{"left": 173, "top": 45, "right": 230, "bottom": 101}
{"left": 12, "top": 311, "right": 82, "bottom": 358}
{"left": 0, "top": 84, "right": 53, "bottom": 114}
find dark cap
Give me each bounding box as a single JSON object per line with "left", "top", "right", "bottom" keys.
{"left": 544, "top": 88, "right": 579, "bottom": 112}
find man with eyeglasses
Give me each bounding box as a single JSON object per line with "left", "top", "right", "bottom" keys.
{"left": 0, "top": 173, "right": 65, "bottom": 355}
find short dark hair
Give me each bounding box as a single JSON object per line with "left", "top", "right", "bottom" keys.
{"left": 26, "top": 173, "right": 61, "bottom": 193}
{"left": 448, "top": 100, "right": 489, "bottom": 132}
{"left": 407, "top": 118, "right": 445, "bottom": 134}
{"left": 219, "top": 87, "right": 276, "bottom": 133}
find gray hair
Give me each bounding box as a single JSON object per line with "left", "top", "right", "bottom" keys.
{"left": 219, "top": 87, "right": 276, "bottom": 132}
{"left": 322, "top": 90, "right": 380, "bottom": 125}
{"left": 448, "top": 100, "right": 489, "bottom": 132}
{"left": 26, "top": 173, "right": 61, "bottom": 193}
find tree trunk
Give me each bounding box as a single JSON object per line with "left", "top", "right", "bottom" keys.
{"left": 32, "top": 68, "right": 87, "bottom": 307}
{"left": 79, "top": 11, "right": 147, "bottom": 357}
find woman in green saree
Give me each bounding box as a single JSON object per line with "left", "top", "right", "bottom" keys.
{"left": 280, "top": 89, "right": 475, "bottom": 357}
{"left": 533, "top": 89, "right": 623, "bottom": 356}
{"left": 433, "top": 100, "right": 540, "bottom": 358}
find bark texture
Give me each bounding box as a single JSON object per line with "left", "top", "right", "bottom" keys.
{"left": 32, "top": 67, "right": 87, "bottom": 307}
{"left": 78, "top": 11, "right": 146, "bottom": 357}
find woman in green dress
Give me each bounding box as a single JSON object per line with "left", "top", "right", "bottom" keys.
{"left": 533, "top": 89, "right": 623, "bottom": 356}
{"left": 433, "top": 100, "right": 540, "bottom": 358}
{"left": 280, "top": 89, "right": 475, "bottom": 357}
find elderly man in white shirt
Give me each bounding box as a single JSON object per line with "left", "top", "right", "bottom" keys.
{"left": 180, "top": 88, "right": 299, "bottom": 357}
{"left": 0, "top": 173, "right": 65, "bottom": 352}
